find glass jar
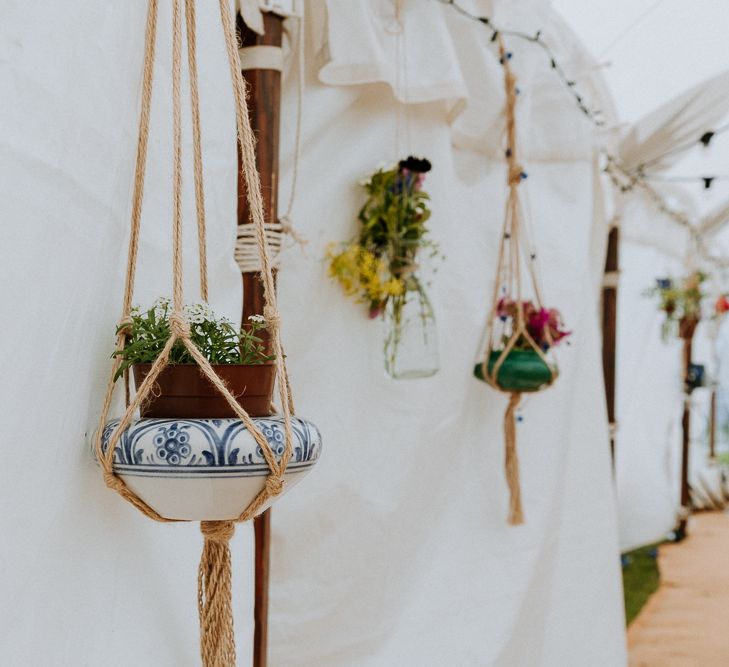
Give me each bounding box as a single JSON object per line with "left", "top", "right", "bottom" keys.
{"left": 383, "top": 280, "right": 439, "bottom": 379}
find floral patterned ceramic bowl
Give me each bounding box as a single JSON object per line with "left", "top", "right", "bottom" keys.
{"left": 97, "top": 416, "right": 321, "bottom": 521}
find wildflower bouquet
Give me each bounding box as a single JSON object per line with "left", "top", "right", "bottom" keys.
{"left": 327, "top": 157, "right": 440, "bottom": 378}
{"left": 494, "top": 298, "right": 570, "bottom": 351}
{"left": 474, "top": 298, "right": 569, "bottom": 391}
{"left": 646, "top": 271, "right": 707, "bottom": 340}
{"left": 327, "top": 156, "right": 435, "bottom": 317}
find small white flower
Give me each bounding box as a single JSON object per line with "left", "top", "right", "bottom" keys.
{"left": 248, "top": 314, "right": 265, "bottom": 324}
{"left": 183, "top": 302, "right": 214, "bottom": 324}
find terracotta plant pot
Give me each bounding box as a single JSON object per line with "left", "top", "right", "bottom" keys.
{"left": 678, "top": 315, "right": 699, "bottom": 340}
{"left": 473, "top": 349, "right": 555, "bottom": 392}
{"left": 133, "top": 363, "right": 276, "bottom": 418}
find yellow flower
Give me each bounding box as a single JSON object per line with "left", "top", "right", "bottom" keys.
{"left": 384, "top": 278, "right": 404, "bottom": 296}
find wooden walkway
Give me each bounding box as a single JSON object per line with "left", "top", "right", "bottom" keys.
{"left": 628, "top": 511, "right": 729, "bottom": 666}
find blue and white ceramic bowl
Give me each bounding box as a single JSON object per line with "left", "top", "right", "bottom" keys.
{"left": 98, "top": 416, "right": 321, "bottom": 521}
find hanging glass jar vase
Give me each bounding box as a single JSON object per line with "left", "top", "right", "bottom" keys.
{"left": 383, "top": 277, "right": 439, "bottom": 379}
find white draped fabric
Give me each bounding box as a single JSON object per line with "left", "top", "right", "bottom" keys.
{"left": 269, "top": 2, "right": 625, "bottom": 666}
{"left": 0, "top": 1, "right": 629, "bottom": 666}
{"left": 618, "top": 70, "right": 729, "bottom": 173}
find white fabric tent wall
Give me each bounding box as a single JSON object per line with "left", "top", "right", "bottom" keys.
{"left": 268, "top": 2, "right": 626, "bottom": 666}
{"left": 609, "top": 73, "right": 729, "bottom": 550}
{"left": 0, "top": 1, "right": 627, "bottom": 666}
{"left": 614, "top": 231, "right": 684, "bottom": 552}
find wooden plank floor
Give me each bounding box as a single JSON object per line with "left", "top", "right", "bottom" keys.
{"left": 628, "top": 511, "right": 729, "bottom": 667}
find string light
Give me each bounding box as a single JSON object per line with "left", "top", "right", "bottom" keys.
{"left": 437, "top": 0, "right": 729, "bottom": 266}
{"left": 437, "top": 0, "right": 606, "bottom": 127}
{"left": 604, "top": 155, "right": 727, "bottom": 268}
{"left": 643, "top": 174, "right": 729, "bottom": 190}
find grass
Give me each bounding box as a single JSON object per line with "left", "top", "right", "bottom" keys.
{"left": 622, "top": 543, "right": 661, "bottom": 625}
{"left": 715, "top": 451, "right": 729, "bottom": 466}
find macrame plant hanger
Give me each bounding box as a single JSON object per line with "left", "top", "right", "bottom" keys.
{"left": 480, "top": 37, "right": 557, "bottom": 526}
{"left": 92, "top": 1, "right": 296, "bottom": 665}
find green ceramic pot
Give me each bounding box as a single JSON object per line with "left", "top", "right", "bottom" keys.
{"left": 473, "top": 349, "right": 555, "bottom": 392}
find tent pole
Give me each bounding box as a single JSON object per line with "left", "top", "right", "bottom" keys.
{"left": 602, "top": 225, "right": 619, "bottom": 465}
{"left": 709, "top": 386, "right": 717, "bottom": 461}
{"left": 676, "top": 321, "right": 695, "bottom": 541}
{"left": 237, "top": 12, "right": 285, "bottom": 667}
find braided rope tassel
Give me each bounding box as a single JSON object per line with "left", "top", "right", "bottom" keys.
{"left": 198, "top": 521, "right": 237, "bottom": 667}
{"left": 503, "top": 393, "right": 524, "bottom": 525}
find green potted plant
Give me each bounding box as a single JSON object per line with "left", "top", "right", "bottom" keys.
{"left": 327, "top": 156, "right": 440, "bottom": 379}
{"left": 647, "top": 271, "right": 707, "bottom": 340}
{"left": 114, "top": 298, "right": 275, "bottom": 417}
{"left": 474, "top": 298, "right": 569, "bottom": 392}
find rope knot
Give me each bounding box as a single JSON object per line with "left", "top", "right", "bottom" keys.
{"left": 265, "top": 475, "right": 284, "bottom": 497}
{"left": 508, "top": 163, "right": 525, "bottom": 187}
{"left": 117, "top": 318, "right": 134, "bottom": 337}
{"left": 263, "top": 305, "right": 281, "bottom": 329}
{"left": 103, "top": 470, "right": 122, "bottom": 491}
{"left": 200, "top": 520, "right": 235, "bottom": 543}
{"left": 169, "top": 311, "right": 191, "bottom": 338}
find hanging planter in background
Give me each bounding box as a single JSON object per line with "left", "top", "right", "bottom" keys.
{"left": 646, "top": 271, "right": 707, "bottom": 341}
{"left": 473, "top": 37, "right": 569, "bottom": 526}
{"left": 92, "top": 2, "right": 321, "bottom": 665}
{"left": 474, "top": 348, "right": 555, "bottom": 392}
{"left": 327, "top": 157, "right": 441, "bottom": 379}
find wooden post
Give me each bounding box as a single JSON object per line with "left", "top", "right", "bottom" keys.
{"left": 676, "top": 317, "right": 697, "bottom": 541}
{"left": 237, "top": 12, "right": 285, "bottom": 667}
{"left": 709, "top": 386, "right": 717, "bottom": 461}
{"left": 602, "top": 226, "right": 619, "bottom": 464}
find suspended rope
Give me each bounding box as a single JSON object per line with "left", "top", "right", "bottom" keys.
{"left": 476, "top": 37, "right": 559, "bottom": 526}
{"left": 93, "top": 1, "right": 298, "bottom": 664}
{"left": 437, "top": 0, "right": 606, "bottom": 127}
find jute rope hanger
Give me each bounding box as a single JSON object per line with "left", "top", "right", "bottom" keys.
{"left": 92, "top": 1, "right": 297, "bottom": 664}
{"left": 480, "top": 37, "right": 557, "bottom": 526}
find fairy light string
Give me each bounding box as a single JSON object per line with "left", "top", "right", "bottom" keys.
{"left": 434, "top": 0, "right": 729, "bottom": 261}
{"left": 437, "top": 0, "right": 606, "bottom": 127}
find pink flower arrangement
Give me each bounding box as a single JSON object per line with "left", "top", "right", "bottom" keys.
{"left": 496, "top": 298, "right": 570, "bottom": 351}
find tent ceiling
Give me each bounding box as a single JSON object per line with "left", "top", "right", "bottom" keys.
{"left": 552, "top": 0, "right": 729, "bottom": 125}
{"left": 555, "top": 0, "right": 729, "bottom": 250}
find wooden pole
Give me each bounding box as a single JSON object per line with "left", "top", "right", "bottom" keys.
{"left": 602, "top": 226, "right": 619, "bottom": 464}
{"left": 676, "top": 317, "right": 697, "bottom": 541}
{"left": 709, "top": 386, "right": 717, "bottom": 461}
{"left": 237, "top": 12, "right": 285, "bottom": 667}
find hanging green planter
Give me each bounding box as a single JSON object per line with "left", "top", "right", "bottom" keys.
{"left": 474, "top": 349, "right": 556, "bottom": 392}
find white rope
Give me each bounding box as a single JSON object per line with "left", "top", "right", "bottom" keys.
{"left": 235, "top": 222, "right": 285, "bottom": 272}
